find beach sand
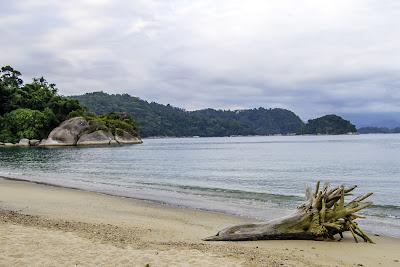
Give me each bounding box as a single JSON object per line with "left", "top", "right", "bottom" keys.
{"left": 0, "top": 177, "right": 399, "bottom": 266}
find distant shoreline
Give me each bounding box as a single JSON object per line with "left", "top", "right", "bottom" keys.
{"left": 2, "top": 132, "right": 400, "bottom": 146}
{"left": 142, "top": 132, "right": 400, "bottom": 139}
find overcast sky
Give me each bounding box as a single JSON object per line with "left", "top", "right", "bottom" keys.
{"left": 1, "top": 0, "right": 400, "bottom": 119}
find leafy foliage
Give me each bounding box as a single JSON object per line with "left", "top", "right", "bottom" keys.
{"left": 0, "top": 66, "right": 138, "bottom": 143}
{"left": 0, "top": 108, "right": 56, "bottom": 142}
{"left": 73, "top": 92, "right": 306, "bottom": 137}
{"left": 303, "top": 115, "right": 357, "bottom": 135}
{"left": 0, "top": 65, "right": 86, "bottom": 142}
{"left": 0, "top": 66, "right": 23, "bottom": 115}
{"left": 94, "top": 112, "right": 138, "bottom": 136}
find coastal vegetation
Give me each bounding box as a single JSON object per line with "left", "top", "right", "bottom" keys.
{"left": 0, "top": 66, "right": 83, "bottom": 143}
{"left": 1, "top": 66, "right": 357, "bottom": 143}
{"left": 74, "top": 92, "right": 357, "bottom": 137}
{"left": 0, "top": 66, "right": 138, "bottom": 144}
{"left": 302, "top": 115, "right": 357, "bottom": 135}
{"left": 74, "top": 92, "right": 305, "bottom": 137}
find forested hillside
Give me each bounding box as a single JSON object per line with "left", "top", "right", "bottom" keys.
{"left": 303, "top": 115, "right": 357, "bottom": 135}
{"left": 73, "top": 92, "right": 305, "bottom": 137}
{"left": 0, "top": 66, "right": 138, "bottom": 143}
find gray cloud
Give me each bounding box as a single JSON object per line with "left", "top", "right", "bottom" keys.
{"left": 1, "top": 0, "right": 400, "bottom": 119}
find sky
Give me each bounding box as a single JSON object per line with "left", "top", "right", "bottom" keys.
{"left": 1, "top": 0, "right": 400, "bottom": 119}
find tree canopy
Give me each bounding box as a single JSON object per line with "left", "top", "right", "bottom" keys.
{"left": 303, "top": 115, "right": 357, "bottom": 135}
{"left": 0, "top": 66, "right": 138, "bottom": 143}
{"left": 73, "top": 92, "right": 306, "bottom": 137}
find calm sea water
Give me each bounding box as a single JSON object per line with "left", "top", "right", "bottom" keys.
{"left": 1, "top": 134, "right": 400, "bottom": 237}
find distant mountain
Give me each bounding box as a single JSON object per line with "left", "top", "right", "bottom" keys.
{"left": 73, "top": 92, "right": 356, "bottom": 137}
{"left": 73, "top": 92, "right": 304, "bottom": 137}
{"left": 340, "top": 113, "right": 400, "bottom": 128}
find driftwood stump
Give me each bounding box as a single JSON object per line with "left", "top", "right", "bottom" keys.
{"left": 204, "top": 181, "right": 374, "bottom": 243}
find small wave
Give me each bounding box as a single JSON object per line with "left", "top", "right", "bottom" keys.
{"left": 372, "top": 203, "right": 400, "bottom": 211}
{"left": 363, "top": 204, "right": 400, "bottom": 219}
{"left": 136, "top": 181, "right": 304, "bottom": 204}
{"left": 136, "top": 181, "right": 400, "bottom": 219}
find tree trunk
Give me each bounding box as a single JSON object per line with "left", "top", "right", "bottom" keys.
{"left": 204, "top": 182, "right": 374, "bottom": 243}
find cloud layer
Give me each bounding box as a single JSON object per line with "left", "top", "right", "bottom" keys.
{"left": 1, "top": 0, "right": 400, "bottom": 118}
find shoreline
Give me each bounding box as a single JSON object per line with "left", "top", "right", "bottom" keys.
{"left": 1, "top": 177, "right": 400, "bottom": 266}
{"left": 2, "top": 174, "right": 399, "bottom": 239}
{"left": 0, "top": 175, "right": 251, "bottom": 219}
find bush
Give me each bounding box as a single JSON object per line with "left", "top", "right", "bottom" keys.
{"left": 1, "top": 108, "right": 53, "bottom": 141}
{"left": 95, "top": 113, "right": 138, "bottom": 136}
{"left": 67, "top": 109, "right": 96, "bottom": 120}
{"left": 0, "top": 129, "right": 17, "bottom": 143}
{"left": 0, "top": 66, "right": 140, "bottom": 142}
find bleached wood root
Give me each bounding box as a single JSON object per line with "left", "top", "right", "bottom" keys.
{"left": 204, "top": 182, "right": 374, "bottom": 243}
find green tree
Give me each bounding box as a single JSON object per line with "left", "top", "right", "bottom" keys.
{"left": 1, "top": 108, "right": 55, "bottom": 142}
{"left": 11, "top": 77, "right": 57, "bottom": 111}
{"left": 73, "top": 92, "right": 305, "bottom": 137}
{"left": 303, "top": 115, "right": 357, "bottom": 135}
{"left": 95, "top": 112, "right": 138, "bottom": 136}
{"left": 0, "top": 66, "right": 140, "bottom": 143}
{"left": 0, "top": 65, "right": 23, "bottom": 115}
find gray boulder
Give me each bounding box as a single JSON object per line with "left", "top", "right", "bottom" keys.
{"left": 4, "top": 143, "right": 15, "bottom": 147}
{"left": 38, "top": 139, "right": 47, "bottom": 147}
{"left": 18, "top": 139, "right": 30, "bottom": 146}
{"left": 44, "top": 117, "right": 89, "bottom": 146}
{"left": 0, "top": 142, "right": 4, "bottom": 146}
{"left": 77, "top": 130, "right": 114, "bottom": 146}
{"left": 29, "top": 139, "right": 41, "bottom": 146}
{"left": 115, "top": 130, "right": 142, "bottom": 144}
{"left": 110, "top": 139, "right": 118, "bottom": 145}
{"left": 39, "top": 117, "right": 143, "bottom": 147}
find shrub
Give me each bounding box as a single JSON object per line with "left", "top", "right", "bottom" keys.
{"left": 95, "top": 113, "right": 138, "bottom": 136}
{"left": 1, "top": 108, "right": 53, "bottom": 141}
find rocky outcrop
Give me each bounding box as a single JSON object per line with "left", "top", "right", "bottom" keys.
{"left": 18, "top": 138, "right": 30, "bottom": 146}
{"left": 4, "top": 143, "right": 15, "bottom": 147}
{"left": 110, "top": 140, "right": 118, "bottom": 145}
{"left": 38, "top": 139, "right": 47, "bottom": 147}
{"left": 43, "top": 117, "right": 89, "bottom": 146}
{"left": 115, "top": 130, "right": 142, "bottom": 144}
{"left": 40, "top": 117, "right": 142, "bottom": 147}
{"left": 29, "top": 139, "right": 40, "bottom": 146}
{"left": 1, "top": 117, "right": 142, "bottom": 148}
{"left": 76, "top": 130, "right": 114, "bottom": 146}
{"left": 1, "top": 139, "right": 45, "bottom": 147}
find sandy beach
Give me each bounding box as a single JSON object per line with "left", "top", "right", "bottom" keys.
{"left": 0, "top": 177, "right": 399, "bottom": 267}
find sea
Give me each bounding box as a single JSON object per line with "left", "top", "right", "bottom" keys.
{"left": 1, "top": 134, "right": 399, "bottom": 237}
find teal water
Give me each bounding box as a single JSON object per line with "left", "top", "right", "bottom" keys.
{"left": 1, "top": 134, "right": 400, "bottom": 237}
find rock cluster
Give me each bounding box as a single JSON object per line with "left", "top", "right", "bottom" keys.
{"left": 0, "top": 117, "right": 142, "bottom": 147}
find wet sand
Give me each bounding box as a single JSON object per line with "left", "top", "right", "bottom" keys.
{"left": 0, "top": 177, "right": 399, "bottom": 266}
